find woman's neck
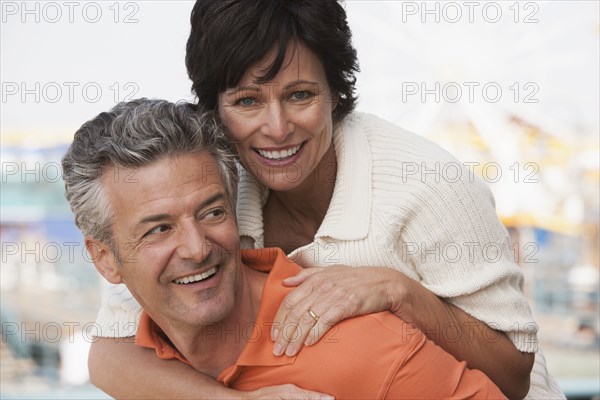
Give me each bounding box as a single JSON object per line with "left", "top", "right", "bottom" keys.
{"left": 263, "top": 144, "right": 337, "bottom": 250}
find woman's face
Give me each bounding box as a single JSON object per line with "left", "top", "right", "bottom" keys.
{"left": 218, "top": 42, "right": 336, "bottom": 192}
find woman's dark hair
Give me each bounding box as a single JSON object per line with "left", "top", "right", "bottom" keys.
{"left": 186, "top": 0, "right": 359, "bottom": 123}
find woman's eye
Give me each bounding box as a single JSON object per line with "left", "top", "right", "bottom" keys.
{"left": 290, "top": 91, "right": 312, "bottom": 101}
{"left": 237, "top": 97, "right": 257, "bottom": 107}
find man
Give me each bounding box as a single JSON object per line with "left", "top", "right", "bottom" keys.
{"left": 63, "top": 99, "right": 505, "bottom": 399}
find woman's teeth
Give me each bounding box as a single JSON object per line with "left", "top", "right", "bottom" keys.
{"left": 174, "top": 267, "right": 217, "bottom": 284}
{"left": 257, "top": 144, "right": 302, "bottom": 160}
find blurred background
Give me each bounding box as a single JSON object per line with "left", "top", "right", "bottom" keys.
{"left": 1, "top": 1, "right": 598, "bottom": 398}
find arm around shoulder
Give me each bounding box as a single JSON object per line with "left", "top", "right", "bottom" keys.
{"left": 88, "top": 337, "right": 235, "bottom": 399}
{"left": 88, "top": 338, "right": 335, "bottom": 400}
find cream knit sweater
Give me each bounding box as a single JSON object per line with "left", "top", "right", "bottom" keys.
{"left": 95, "top": 112, "right": 564, "bottom": 399}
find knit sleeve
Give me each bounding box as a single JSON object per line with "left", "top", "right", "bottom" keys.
{"left": 94, "top": 281, "right": 141, "bottom": 338}
{"left": 399, "top": 160, "right": 538, "bottom": 353}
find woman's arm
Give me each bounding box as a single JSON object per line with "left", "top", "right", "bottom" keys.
{"left": 88, "top": 337, "right": 334, "bottom": 400}
{"left": 389, "top": 268, "right": 534, "bottom": 400}
{"left": 271, "top": 266, "right": 533, "bottom": 400}
{"left": 89, "top": 337, "right": 230, "bottom": 399}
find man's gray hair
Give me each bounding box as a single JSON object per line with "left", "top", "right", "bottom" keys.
{"left": 62, "top": 98, "right": 238, "bottom": 244}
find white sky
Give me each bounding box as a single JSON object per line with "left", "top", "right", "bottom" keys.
{"left": 2, "top": 0, "right": 598, "bottom": 145}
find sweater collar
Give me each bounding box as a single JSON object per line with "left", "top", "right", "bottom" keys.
{"left": 236, "top": 112, "right": 372, "bottom": 246}
{"left": 314, "top": 113, "right": 372, "bottom": 241}
{"left": 236, "top": 164, "right": 267, "bottom": 249}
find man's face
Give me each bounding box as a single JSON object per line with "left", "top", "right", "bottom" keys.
{"left": 94, "top": 151, "right": 240, "bottom": 331}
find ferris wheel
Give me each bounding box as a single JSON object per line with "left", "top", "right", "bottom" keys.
{"left": 348, "top": 0, "right": 599, "bottom": 233}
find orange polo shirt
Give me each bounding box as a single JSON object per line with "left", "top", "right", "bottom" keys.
{"left": 136, "top": 248, "right": 506, "bottom": 399}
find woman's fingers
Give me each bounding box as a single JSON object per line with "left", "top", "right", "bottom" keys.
{"left": 272, "top": 292, "right": 319, "bottom": 356}
{"left": 285, "top": 286, "right": 351, "bottom": 355}
{"left": 271, "top": 281, "right": 309, "bottom": 342}
{"left": 304, "top": 306, "right": 339, "bottom": 347}
{"left": 271, "top": 268, "right": 325, "bottom": 341}
{"left": 281, "top": 268, "right": 315, "bottom": 287}
{"left": 271, "top": 266, "right": 407, "bottom": 357}
{"left": 247, "top": 383, "right": 334, "bottom": 400}
{"left": 271, "top": 267, "right": 361, "bottom": 357}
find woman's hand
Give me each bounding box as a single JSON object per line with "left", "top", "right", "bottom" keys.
{"left": 270, "top": 265, "right": 407, "bottom": 357}
{"left": 245, "top": 384, "right": 334, "bottom": 400}
{"left": 269, "top": 265, "right": 534, "bottom": 399}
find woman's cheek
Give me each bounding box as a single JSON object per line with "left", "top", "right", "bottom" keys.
{"left": 231, "top": 141, "right": 247, "bottom": 159}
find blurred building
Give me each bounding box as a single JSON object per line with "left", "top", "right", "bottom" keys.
{"left": 1, "top": 144, "right": 106, "bottom": 398}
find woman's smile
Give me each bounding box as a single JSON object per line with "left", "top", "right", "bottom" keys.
{"left": 219, "top": 41, "right": 335, "bottom": 192}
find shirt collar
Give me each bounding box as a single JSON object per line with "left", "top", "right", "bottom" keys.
{"left": 236, "top": 112, "right": 372, "bottom": 246}
{"left": 218, "top": 248, "right": 300, "bottom": 384}
{"left": 136, "top": 313, "right": 189, "bottom": 365}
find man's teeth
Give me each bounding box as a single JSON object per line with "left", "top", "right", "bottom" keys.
{"left": 257, "top": 144, "right": 301, "bottom": 160}
{"left": 174, "top": 267, "right": 217, "bottom": 285}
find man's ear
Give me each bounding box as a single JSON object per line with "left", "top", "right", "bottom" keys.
{"left": 85, "top": 237, "right": 123, "bottom": 284}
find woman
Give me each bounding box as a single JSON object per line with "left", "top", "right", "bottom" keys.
{"left": 89, "top": 1, "right": 563, "bottom": 399}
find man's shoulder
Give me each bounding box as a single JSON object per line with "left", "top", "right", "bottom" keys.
{"left": 335, "top": 311, "right": 425, "bottom": 347}
{"left": 241, "top": 248, "right": 301, "bottom": 276}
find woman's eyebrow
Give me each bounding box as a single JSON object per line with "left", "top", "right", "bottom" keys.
{"left": 225, "top": 85, "right": 261, "bottom": 95}
{"left": 283, "top": 80, "right": 318, "bottom": 90}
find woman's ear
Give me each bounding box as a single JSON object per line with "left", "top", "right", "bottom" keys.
{"left": 85, "top": 237, "right": 123, "bottom": 284}
{"left": 330, "top": 92, "right": 339, "bottom": 111}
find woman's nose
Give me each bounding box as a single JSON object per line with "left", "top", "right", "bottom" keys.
{"left": 261, "top": 102, "right": 294, "bottom": 142}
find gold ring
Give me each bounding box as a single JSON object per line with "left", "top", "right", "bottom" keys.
{"left": 307, "top": 308, "right": 319, "bottom": 323}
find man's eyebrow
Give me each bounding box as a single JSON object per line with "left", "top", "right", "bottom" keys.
{"left": 195, "top": 192, "right": 226, "bottom": 213}
{"left": 138, "top": 213, "right": 170, "bottom": 226}
{"left": 136, "top": 192, "right": 227, "bottom": 226}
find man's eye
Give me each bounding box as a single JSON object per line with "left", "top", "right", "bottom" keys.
{"left": 144, "top": 225, "right": 169, "bottom": 237}
{"left": 205, "top": 208, "right": 225, "bottom": 219}
{"left": 201, "top": 208, "right": 227, "bottom": 223}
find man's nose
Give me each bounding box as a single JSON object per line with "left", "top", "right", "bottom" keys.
{"left": 175, "top": 221, "right": 212, "bottom": 262}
